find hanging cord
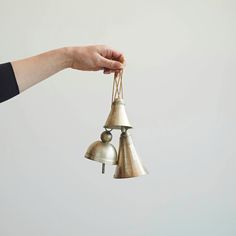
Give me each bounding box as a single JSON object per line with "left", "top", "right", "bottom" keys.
{"left": 111, "top": 69, "right": 124, "bottom": 104}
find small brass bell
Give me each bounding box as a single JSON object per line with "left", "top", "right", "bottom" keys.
{"left": 114, "top": 130, "right": 148, "bottom": 179}
{"left": 85, "top": 131, "right": 117, "bottom": 173}
{"left": 104, "top": 98, "right": 132, "bottom": 130}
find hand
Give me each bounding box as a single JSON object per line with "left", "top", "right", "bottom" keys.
{"left": 12, "top": 45, "right": 125, "bottom": 93}
{"left": 68, "top": 45, "right": 125, "bottom": 74}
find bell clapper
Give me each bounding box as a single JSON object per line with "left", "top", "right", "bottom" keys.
{"left": 102, "top": 163, "right": 105, "bottom": 174}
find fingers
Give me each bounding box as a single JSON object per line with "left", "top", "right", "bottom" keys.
{"left": 98, "top": 46, "right": 126, "bottom": 73}
{"left": 99, "top": 55, "right": 124, "bottom": 71}
{"left": 107, "top": 49, "right": 125, "bottom": 64}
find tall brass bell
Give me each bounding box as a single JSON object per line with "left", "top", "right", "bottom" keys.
{"left": 114, "top": 131, "right": 148, "bottom": 179}
{"left": 85, "top": 131, "right": 117, "bottom": 173}
{"left": 104, "top": 98, "right": 132, "bottom": 130}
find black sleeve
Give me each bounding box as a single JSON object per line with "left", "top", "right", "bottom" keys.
{"left": 0, "top": 62, "right": 19, "bottom": 103}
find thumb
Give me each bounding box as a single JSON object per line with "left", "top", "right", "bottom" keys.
{"left": 99, "top": 56, "right": 124, "bottom": 70}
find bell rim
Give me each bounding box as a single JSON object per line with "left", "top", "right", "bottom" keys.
{"left": 113, "top": 171, "right": 148, "bottom": 179}
{"left": 85, "top": 153, "right": 117, "bottom": 165}
{"left": 103, "top": 125, "right": 133, "bottom": 130}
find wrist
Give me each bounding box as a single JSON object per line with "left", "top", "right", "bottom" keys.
{"left": 59, "top": 47, "right": 74, "bottom": 69}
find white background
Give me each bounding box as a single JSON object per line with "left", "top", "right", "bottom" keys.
{"left": 0, "top": 0, "right": 236, "bottom": 235}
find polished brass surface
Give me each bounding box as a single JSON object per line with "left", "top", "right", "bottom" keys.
{"left": 114, "top": 131, "right": 148, "bottom": 179}
{"left": 85, "top": 130, "right": 117, "bottom": 166}
{"left": 84, "top": 70, "right": 148, "bottom": 178}
{"left": 85, "top": 140, "right": 117, "bottom": 165}
{"left": 100, "top": 130, "right": 112, "bottom": 143}
{"left": 104, "top": 98, "right": 132, "bottom": 129}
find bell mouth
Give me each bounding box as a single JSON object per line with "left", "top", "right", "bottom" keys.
{"left": 85, "top": 153, "right": 117, "bottom": 165}
{"left": 103, "top": 125, "right": 132, "bottom": 130}
{"left": 113, "top": 172, "right": 148, "bottom": 179}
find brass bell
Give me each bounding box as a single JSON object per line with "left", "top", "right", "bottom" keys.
{"left": 114, "top": 131, "right": 148, "bottom": 179}
{"left": 85, "top": 131, "right": 117, "bottom": 173}
{"left": 104, "top": 98, "right": 132, "bottom": 130}
{"left": 84, "top": 70, "right": 148, "bottom": 178}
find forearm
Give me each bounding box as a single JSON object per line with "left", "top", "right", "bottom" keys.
{"left": 0, "top": 45, "right": 124, "bottom": 103}
{"left": 11, "top": 47, "right": 72, "bottom": 92}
